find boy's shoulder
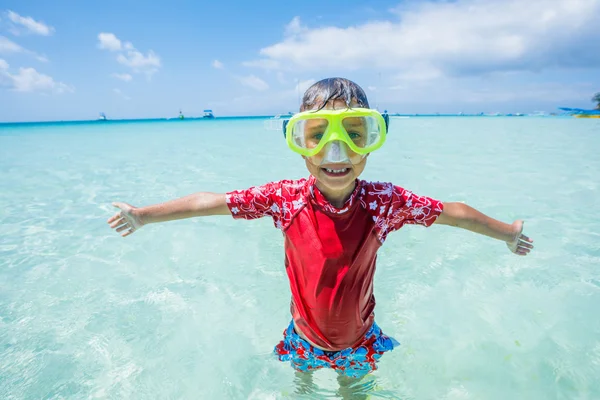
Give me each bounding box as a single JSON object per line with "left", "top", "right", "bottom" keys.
{"left": 357, "top": 180, "right": 426, "bottom": 211}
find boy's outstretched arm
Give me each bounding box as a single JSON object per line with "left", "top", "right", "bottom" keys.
{"left": 434, "top": 202, "right": 534, "bottom": 256}
{"left": 107, "top": 192, "right": 230, "bottom": 237}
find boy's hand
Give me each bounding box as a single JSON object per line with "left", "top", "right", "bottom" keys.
{"left": 107, "top": 202, "right": 144, "bottom": 237}
{"left": 506, "top": 220, "right": 533, "bottom": 256}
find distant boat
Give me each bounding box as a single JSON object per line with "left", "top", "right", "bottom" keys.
{"left": 203, "top": 109, "right": 215, "bottom": 119}
{"left": 574, "top": 114, "right": 600, "bottom": 118}
{"left": 179, "top": 110, "right": 184, "bottom": 120}
{"left": 98, "top": 112, "right": 107, "bottom": 121}
{"left": 559, "top": 107, "right": 600, "bottom": 118}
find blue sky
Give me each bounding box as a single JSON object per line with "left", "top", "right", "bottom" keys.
{"left": 0, "top": 0, "right": 599, "bottom": 122}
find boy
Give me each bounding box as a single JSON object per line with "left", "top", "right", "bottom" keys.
{"left": 107, "top": 78, "right": 533, "bottom": 391}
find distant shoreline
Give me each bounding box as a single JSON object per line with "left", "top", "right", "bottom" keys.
{"left": 0, "top": 113, "right": 577, "bottom": 126}
{"left": 0, "top": 115, "right": 275, "bottom": 126}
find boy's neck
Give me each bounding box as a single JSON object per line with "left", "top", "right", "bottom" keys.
{"left": 315, "top": 180, "right": 356, "bottom": 208}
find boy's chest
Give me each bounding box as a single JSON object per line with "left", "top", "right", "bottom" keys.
{"left": 284, "top": 204, "right": 376, "bottom": 260}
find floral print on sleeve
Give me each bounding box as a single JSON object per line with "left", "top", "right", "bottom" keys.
{"left": 226, "top": 181, "right": 282, "bottom": 221}
{"left": 360, "top": 181, "right": 444, "bottom": 243}
{"left": 225, "top": 178, "right": 309, "bottom": 230}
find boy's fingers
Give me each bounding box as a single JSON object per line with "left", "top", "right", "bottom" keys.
{"left": 107, "top": 213, "right": 121, "bottom": 223}
{"left": 116, "top": 224, "right": 130, "bottom": 233}
{"left": 519, "top": 241, "right": 534, "bottom": 249}
{"left": 110, "top": 218, "right": 125, "bottom": 229}
{"left": 520, "top": 234, "right": 532, "bottom": 242}
{"left": 121, "top": 229, "right": 133, "bottom": 237}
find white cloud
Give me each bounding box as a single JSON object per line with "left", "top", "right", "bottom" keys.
{"left": 6, "top": 10, "right": 54, "bottom": 36}
{"left": 236, "top": 74, "right": 269, "bottom": 91}
{"left": 97, "top": 33, "right": 122, "bottom": 51}
{"left": 98, "top": 33, "right": 162, "bottom": 77}
{"left": 0, "top": 59, "right": 9, "bottom": 87}
{"left": 111, "top": 73, "right": 132, "bottom": 82}
{"left": 113, "top": 88, "right": 131, "bottom": 100}
{"left": 0, "top": 35, "right": 48, "bottom": 62}
{"left": 224, "top": 80, "right": 322, "bottom": 114}
{"left": 0, "top": 66, "right": 73, "bottom": 93}
{"left": 244, "top": 0, "right": 600, "bottom": 79}
{"left": 116, "top": 49, "right": 161, "bottom": 77}
{"left": 0, "top": 36, "right": 23, "bottom": 53}
{"left": 284, "top": 16, "right": 306, "bottom": 37}
{"left": 212, "top": 59, "right": 224, "bottom": 69}
{"left": 371, "top": 69, "right": 596, "bottom": 114}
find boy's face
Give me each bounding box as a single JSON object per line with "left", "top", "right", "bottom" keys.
{"left": 302, "top": 99, "right": 368, "bottom": 194}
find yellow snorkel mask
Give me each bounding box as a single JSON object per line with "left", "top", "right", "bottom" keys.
{"left": 283, "top": 108, "right": 389, "bottom": 163}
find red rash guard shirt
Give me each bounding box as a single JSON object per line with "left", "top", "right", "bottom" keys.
{"left": 226, "top": 176, "right": 443, "bottom": 351}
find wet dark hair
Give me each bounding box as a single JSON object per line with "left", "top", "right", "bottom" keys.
{"left": 301, "top": 77, "right": 370, "bottom": 111}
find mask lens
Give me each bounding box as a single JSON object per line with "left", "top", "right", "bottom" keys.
{"left": 341, "top": 116, "right": 382, "bottom": 149}
{"left": 291, "top": 118, "right": 329, "bottom": 150}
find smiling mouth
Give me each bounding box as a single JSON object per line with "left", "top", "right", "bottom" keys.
{"left": 321, "top": 167, "right": 351, "bottom": 177}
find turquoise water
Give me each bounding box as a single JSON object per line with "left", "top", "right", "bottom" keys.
{"left": 1, "top": 117, "right": 599, "bottom": 399}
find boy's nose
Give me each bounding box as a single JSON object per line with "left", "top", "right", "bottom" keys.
{"left": 321, "top": 140, "right": 350, "bottom": 164}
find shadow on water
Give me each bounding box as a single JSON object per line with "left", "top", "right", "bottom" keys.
{"left": 290, "top": 371, "right": 405, "bottom": 399}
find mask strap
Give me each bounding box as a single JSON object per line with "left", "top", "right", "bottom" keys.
{"left": 282, "top": 120, "right": 289, "bottom": 138}
{"left": 383, "top": 112, "right": 389, "bottom": 133}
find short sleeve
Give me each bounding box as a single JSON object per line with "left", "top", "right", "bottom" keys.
{"left": 386, "top": 185, "right": 444, "bottom": 231}
{"left": 362, "top": 181, "right": 444, "bottom": 243}
{"left": 225, "top": 181, "right": 282, "bottom": 226}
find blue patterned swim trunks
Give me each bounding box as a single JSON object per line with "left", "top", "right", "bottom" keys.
{"left": 274, "top": 320, "right": 399, "bottom": 378}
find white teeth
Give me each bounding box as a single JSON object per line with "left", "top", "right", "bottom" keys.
{"left": 325, "top": 168, "right": 347, "bottom": 173}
